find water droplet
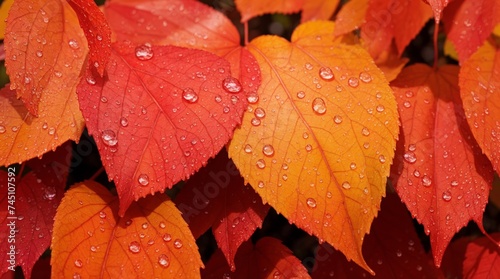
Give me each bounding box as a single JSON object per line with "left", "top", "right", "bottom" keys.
{"left": 282, "top": 174, "right": 288, "bottom": 181}
{"left": 305, "top": 63, "right": 313, "bottom": 70}
{"left": 214, "top": 95, "right": 222, "bottom": 103}
{"left": 403, "top": 152, "right": 417, "bottom": 164}
{"left": 244, "top": 144, "right": 253, "bottom": 153}
{"left": 47, "top": 127, "right": 55, "bottom": 135}
{"left": 305, "top": 144, "right": 312, "bottom": 152}
{"left": 101, "top": 130, "right": 118, "bottom": 147}
{"left": 376, "top": 105, "right": 385, "bottom": 112}
{"left": 359, "top": 72, "right": 372, "bottom": 83}
{"left": 247, "top": 94, "right": 259, "bottom": 104}
{"left": 379, "top": 155, "right": 386, "bottom": 163}
{"left": 442, "top": 191, "right": 452, "bottom": 201}
{"left": 256, "top": 159, "right": 266, "bottom": 169}
{"left": 350, "top": 162, "right": 357, "bottom": 170}
{"left": 173, "top": 239, "right": 183, "bottom": 249}
{"left": 333, "top": 115, "right": 343, "bottom": 124}
{"left": 68, "top": 39, "right": 79, "bottom": 49}
{"left": 303, "top": 132, "right": 309, "bottom": 139}
{"left": 182, "top": 88, "right": 198, "bottom": 103}
{"left": 403, "top": 101, "right": 411, "bottom": 108}
{"left": 254, "top": 107, "right": 266, "bottom": 118}
{"left": 348, "top": 77, "right": 359, "bottom": 88}
{"left": 135, "top": 43, "right": 153, "bottom": 60}
{"left": 138, "top": 173, "right": 149, "bottom": 186}
{"left": 361, "top": 127, "right": 370, "bottom": 136}
{"left": 99, "top": 211, "right": 106, "bottom": 219}
{"left": 422, "top": 175, "right": 432, "bottom": 187}
{"left": 163, "top": 233, "right": 172, "bottom": 242}
{"left": 36, "top": 50, "right": 43, "bottom": 57}
{"left": 251, "top": 118, "right": 261, "bottom": 126}
{"left": 120, "top": 117, "right": 129, "bottom": 127}
{"left": 262, "top": 144, "right": 274, "bottom": 157}
{"left": 273, "top": 271, "right": 281, "bottom": 279}
{"left": 297, "top": 91, "right": 306, "bottom": 99}
{"left": 408, "top": 144, "right": 416, "bottom": 152}
{"left": 396, "top": 250, "right": 402, "bottom": 257}
{"left": 223, "top": 77, "right": 242, "bottom": 93}
{"left": 0, "top": 125, "right": 5, "bottom": 134}
{"left": 74, "top": 259, "right": 83, "bottom": 268}
{"left": 312, "top": 98, "right": 327, "bottom": 114}
{"left": 342, "top": 181, "right": 351, "bottom": 189}
{"left": 451, "top": 180, "right": 459, "bottom": 187}
{"left": 90, "top": 246, "right": 97, "bottom": 252}
{"left": 405, "top": 91, "right": 414, "bottom": 98}
{"left": 306, "top": 198, "right": 317, "bottom": 208}
{"left": 86, "top": 76, "right": 96, "bottom": 85}
{"left": 129, "top": 241, "right": 141, "bottom": 253}
{"left": 24, "top": 76, "right": 31, "bottom": 84}
{"left": 158, "top": 254, "right": 170, "bottom": 268}
{"left": 319, "top": 67, "right": 334, "bottom": 81}
{"left": 257, "top": 181, "right": 265, "bottom": 188}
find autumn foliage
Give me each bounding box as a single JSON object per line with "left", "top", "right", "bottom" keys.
{"left": 0, "top": 0, "right": 499, "bottom": 278}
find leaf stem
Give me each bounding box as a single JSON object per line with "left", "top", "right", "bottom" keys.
{"left": 433, "top": 20, "right": 439, "bottom": 69}
{"left": 89, "top": 166, "right": 104, "bottom": 181}
{"left": 244, "top": 21, "right": 249, "bottom": 46}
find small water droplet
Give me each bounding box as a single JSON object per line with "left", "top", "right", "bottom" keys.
{"left": 422, "top": 175, "right": 432, "bottom": 187}
{"left": 129, "top": 241, "right": 141, "bottom": 253}
{"left": 254, "top": 107, "right": 266, "bottom": 118}
{"left": 262, "top": 144, "right": 274, "bottom": 157}
{"left": 403, "top": 101, "right": 411, "bottom": 108}
{"left": 319, "top": 67, "right": 334, "bottom": 81}
{"left": 342, "top": 181, "right": 351, "bottom": 189}
{"left": 256, "top": 159, "right": 266, "bottom": 169}
{"left": 244, "top": 144, "right": 253, "bottom": 153}
{"left": 120, "top": 117, "right": 129, "bottom": 127}
{"left": 135, "top": 43, "right": 153, "bottom": 60}
{"left": 348, "top": 77, "right": 359, "bottom": 88}
{"left": 36, "top": 50, "right": 43, "bottom": 57}
{"left": 312, "top": 98, "right": 327, "bottom": 114}
{"left": 247, "top": 94, "right": 259, "bottom": 104}
{"left": 379, "top": 155, "right": 386, "bottom": 163}
{"left": 173, "top": 239, "right": 183, "bottom": 249}
{"left": 361, "top": 127, "right": 370, "bottom": 136}
{"left": 214, "top": 95, "right": 222, "bottom": 103}
{"left": 350, "top": 162, "right": 357, "bottom": 170}
{"left": 74, "top": 259, "right": 83, "bottom": 268}
{"left": 305, "top": 144, "right": 312, "bottom": 152}
{"left": 359, "top": 72, "right": 372, "bottom": 83}
{"left": 305, "top": 63, "right": 313, "bottom": 70}
{"left": 101, "top": 130, "right": 118, "bottom": 146}
{"left": 405, "top": 91, "right": 414, "bottom": 98}
{"left": 158, "top": 254, "right": 170, "bottom": 268}
{"left": 451, "top": 180, "right": 459, "bottom": 187}
{"left": 251, "top": 118, "right": 261, "bottom": 126}
{"left": 306, "top": 197, "right": 317, "bottom": 208}
{"left": 0, "top": 125, "right": 5, "bottom": 134}
{"left": 297, "top": 91, "right": 306, "bottom": 99}
{"left": 182, "top": 88, "right": 198, "bottom": 103}
{"left": 163, "top": 233, "right": 172, "bottom": 242}
{"left": 142, "top": 222, "right": 149, "bottom": 229}
{"left": 86, "top": 76, "right": 96, "bottom": 85}
{"left": 376, "top": 105, "right": 385, "bottom": 112}
{"left": 223, "top": 76, "right": 242, "bottom": 93}
{"left": 68, "top": 39, "right": 79, "bottom": 49}
{"left": 442, "top": 191, "right": 452, "bottom": 201}
{"left": 99, "top": 211, "right": 106, "bottom": 219}
{"left": 138, "top": 173, "right": 149, "bottom": 186}
{"left": 257, "top": 181, "right": 265, "bottom": 188}
{"left": 404, "top": 152, "right": 417, "bottom": 164}
{"left": 273, "top": 270, "right": 281, "bottom": 279}
{"left": 303, "top": 132, "right": 309, "bottom": 139}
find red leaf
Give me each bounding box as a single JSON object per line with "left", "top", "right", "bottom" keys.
{"left": 202, "top": 237, "right": 310, "bottom": 278}
{"left": 0, "top": 161, "right": 65, "bottom": 277}
{"left": 312, "top": 194, "right": 443, "bottom": 278}
{"left": 442, "top": 0, "right": 500, "bottom": 62}
{"left": 390, "top": 64, "right": 494, "bottom": 266}
{"left": 175, "top": 150, "right": 270, "bottom": 270}
{"left": 104, "top": 0, "right": 261, "bottom": 97}
{"left": 67, "top": 0, "right": 111, "bottom": 76}
{"left": 423, "top": 0, "right": 451, "bottom": 23}
{"left": 77, "top": 42, "right": 248, "bottom": 216}
{"left": 361, "top": 0, "right": 433, "bottom": 58}
{"left": 234, "top": 0, "right": 305, "bottom": 23}
{"left": 442, "top": 234, "right": 500, "bottom": 278}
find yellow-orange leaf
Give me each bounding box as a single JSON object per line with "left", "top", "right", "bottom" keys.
{"left": 301, "top": 0, "right": 340, "bottom": 23}
{"left": 228, "top": 21, "right": 399, "bottom": 273}
{"left": 0, "top": 0, "right": 14, "bottom": 40}
{"left": 459, "top": 38, "right": 500, "bottom": 174}
{"left": 51, "top": 181, "right": 203, "bottom": 278}
{"left": 334, "top": 0, "right": 369, "bottom": 36}
{"left": 235, "top": 0, "right": 305, "bottom": 22}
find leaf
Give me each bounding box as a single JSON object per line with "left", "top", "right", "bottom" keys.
{"left": 104, "top": 0, "right": 262, "bottom": 97}
{"left": 202, "top": 237, "right": 310, "bottom": 278}
{"left": 77, "top": 42, "right": 248, "bottom": 216}
{"left": 4, "top": 0, "right": 87, "bottom": 116}
{"left": 228, "top": 20, "right": 399, "bottom": 273}
{"left": 360, "top": 0, "right": 433, "bottom": 58}
{"left": 459, "top": 38, "right": 500, "bottom": 174}
{"left": 442, "top": 0, "right": 500, "bottom": 62}
{"left": 423, "top": 0, "right": 451, "bottom": 23}
{"left": 390, "top": 64, "right": 494, "bottom": 266}
{"left": 441, "top": 234, "right": 500, "bottom": 278}
{"left": 0, "top": 0, "right": 14, "bottom": 40}
{"left": 67, "top": 0, "right": 111, "bottom": 76}
{"left": 0, "top": 162, "right": 65, "bottom": 278}
{"left": 373, "top": 44, "right": 409, "bottom": 82}
{"left": 312, "top": 194, "right": 443, "bottom": 278}
{"left": 175, "top": 150, "right": 270, "bottom": 270}
{"left": 334, "top": 0, "right": 369, "bottom": 36}
{"left": 301, "top": 0, "right": 340, "bottom": 23}
{"left": 51, "top": 181, "right": 203, "bottom": 278}
{"left": 235, "top": 0, "right": 305, "bottom": 22}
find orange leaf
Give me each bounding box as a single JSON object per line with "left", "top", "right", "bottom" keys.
{"left": 202, "top": 237, "right": 310, "bottom": 278}
{"left": 334, "top": 0, "right": 369, "bottom": 36}
{"left": 67, "top": 0, "right": 111, "bottom": 76}
{"left": 51, "top": 181, "right": 203, "bottom": 278}
{"left": 442, "top": 234, "right": 500, "bottom": 278}
{"left": 77, "top": 42, "right": 248, "bottom": 216}
{"left": 228, "top": 21, "right": 399, "bottom": 273}
{"left": 0, "top": 0, "right": 14, "bottom": 40}
{"left": 175, "top": 150, "right": 270, "bottom": 270}
{"left": 374, "top": 44, "right": 409, "bottom": 82}
{"left": 235, "top": 0, "right": 305, "bottom": 23}
{"left": 301, "top": 0, "right": 340, "bottom": 23}
{"left": 459, "top": 38, "right": 500, "bottom": 174}
{"left": 423, "top": 0, "right": 451, "bottom": 23}
{"left": 390, "top": 64, "right": 494, "bottom": 266}
{"left": 312, "top": 194, "right": 443, "bottom": 278}
{"left": 361, "top": 0, "right": 433, "bottom": 58}
{"left": 4, "top": 0, "right": 87, "bottom": 116}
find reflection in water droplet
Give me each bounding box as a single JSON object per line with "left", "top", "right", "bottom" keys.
{"left": 247, "top": 94, "right": 259, "bottom": 104}
{"left": 312, "top": 98, "right": 327, "bottom": 114}
{"left": 262, "top": 144, "right": 275, "bottom": 157}
{"left": 138, "top": 173, "right": 149, "bottom": 186}
{"left": 223, "top": 76, "right": 242, "bottom": 93}
{"left": 342, "top": 181, "right": 351, "bottom": 189}
{"left": 135, "top": 43, "right": 153, "bottom": 60}
{"left": 319, "top": 67, "right": 334, "bottom": 81}
{"left": 158, "top": 254, "right": 170, "bottom": 268}
{"left": 442, "top": 191, "right": 452, "bottom": 201}
{"left": 244, "top": 144, "right": 253, "bottom": 153}
{"left": 254, "top": 107, "right": 266, "bottom": 118}
{"left": 348, "top": 77, "right": 359, "bottom": 88}
{"left": 422, "top": 175, "right": 432, "bottom": 187}
{"left": 297, "top": 91, "right": 306, "bottom": 99}
{"left": 173, "top": 239, "right": 183, "bottom": 249}
{"left": 403, "top": 152, "right": 417, "bottom": 164}
{"left": 333, "top": 115, "right": 343, "bottom": 124}
{"left": 306, "top": 198, "right": 317, "bottom": 208}
{"left": 101, "top": 130, "right": 118, "bottom": 146}
{"left": 359, "top": 72, "right": 372, "bottom": 83}
{"left": 256, "top": 159, "right": 266, "bottom": 169}
{"left": 182, "top": 88, "right": 198, "bottom": 103}
{"left": 120, "top": 117, "right": 129, "bottom": 127}
{"left": 74, "top": 259, "right": 83, "bottom": 268}
{"left": 129, "top": 241, "right": 141, "bottom": 253}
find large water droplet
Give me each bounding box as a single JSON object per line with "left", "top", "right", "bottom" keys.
{"left": 256, "top": 159, "right": 266, "bottom": 169}
{"left": 342, "top": 181, "right": 351, "bottom": 189}
{"left": 129, "top": 241, "right": 141, "bottom": 253}
{"left": 138, "top": 173, "right": 149, "bottom": 186}
{"left": 312, "top": 98, "right": 327, "bottom": 114}
{"left": 135, "top": 43, "right": 153, "bottom": 60}
{"left": 306, "top": 197, "right": 317, "bottom": 208}
{"left": 223, "top": 77, "right": 242, "bottom": 93}
{"left": 442, "top": 191, "right": 452, "bottom": 201}
{"left": 422, "top": 175, "right": 432, "bottom": 187}
{"left": 182, "top": 88, "right": 198, "bottom": 103}
{"left": 158, "top": 254, "right": 170, "bottom": 268}
{"left": 359, "top": 72, "right": 372, "bottom": 83}
{"left": 163, "top": 233, "right": 172, "bottom": 242}
{"left": 101, "top": 130, "right": 118, "bottom": 147}
{"left": 262, "top": 144, "right": 274, "bottom": 157}
{"left": 173, "top": 239, "right": 183, "bottom": 249}
{"left": 403, "top": 152, "right": 417, "bottom": 164}
{"left": 319, "top": 67, "right": 334, "bottom": 81}
{"left": 254, "top": 107, "right": 266, "bottom": 118}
